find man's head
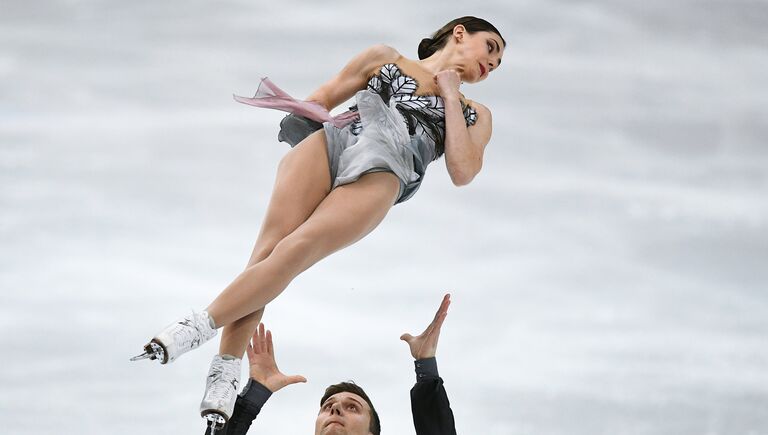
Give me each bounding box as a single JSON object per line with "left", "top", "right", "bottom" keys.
{"left": 314, "top": 382, "right": 381, "bottom": 435}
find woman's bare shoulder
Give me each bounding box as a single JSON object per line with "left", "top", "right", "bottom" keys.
{"left": 468, "top": 99, "right": 490, "bottom": 114}
{"left": 353, "top": 44, "right": 402, "bottom": 79}
{"left": 362, "top": 44, "right": 401, "bottom": 64}
{"left": 466, "top": 99, "right": 492, "bottom": 126}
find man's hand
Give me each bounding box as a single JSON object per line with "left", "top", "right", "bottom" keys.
{"left": 246, "top": 323, "right": 306, "bottom": 392}
{"left": 400, "top": 294, "right": 451, "bottom": 360}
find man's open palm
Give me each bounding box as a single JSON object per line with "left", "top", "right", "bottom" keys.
{"left": 400, "top": 294, "right": 451, "bottom": 360}
{"left": 246, "top": 323, "right": 306, "bottom": 392}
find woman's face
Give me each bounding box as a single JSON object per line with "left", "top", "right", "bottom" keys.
{"left": 455, "top": 28, "right": 505, "bottom": 83}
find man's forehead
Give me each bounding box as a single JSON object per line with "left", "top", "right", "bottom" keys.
{"left": 324, "top": 392, "right": 369, "bottom": 408}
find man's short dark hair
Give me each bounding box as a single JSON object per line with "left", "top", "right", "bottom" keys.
{"left": 320, "top": 381, "right": 381, "bottom": 435}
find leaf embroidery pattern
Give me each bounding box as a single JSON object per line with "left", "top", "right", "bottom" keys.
{"left": 379, "top": 63, "right": 401, "bottom": 83}
{"left": 347, "top": 63, "right": 478, "bottom": 157}
{"left": 389, "top": 76, "right": 418, "bottom": 96}
{"left": 463, "top": 104, "right": 478, "bottom": 126}
{"left": 367, "top": 75, "right": 382, "bottom": 94}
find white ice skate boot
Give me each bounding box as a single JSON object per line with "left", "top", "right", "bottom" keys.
{"left": 130, "top": 311, "right": 217, "bottom": 364}
{"left": 200, "top": 354, "right": 242, "bottom": 432}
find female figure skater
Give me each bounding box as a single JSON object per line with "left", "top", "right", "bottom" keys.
{"left": 132, "top": 16, "right": 505, "bottom": 431}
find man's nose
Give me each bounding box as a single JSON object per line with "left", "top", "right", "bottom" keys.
{"left": 331, "top": 402, "right": 342, "bottom": 415}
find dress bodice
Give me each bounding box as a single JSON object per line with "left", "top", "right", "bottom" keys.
{"left": 347, "top": 62, "right": 478, "bottom": 158}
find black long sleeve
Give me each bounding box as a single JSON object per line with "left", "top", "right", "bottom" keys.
{"left": 203, "top": 379, "right": 272, "bottom": 435}
{"left": 410, "top": 357, "right": 457, "bottom": 435}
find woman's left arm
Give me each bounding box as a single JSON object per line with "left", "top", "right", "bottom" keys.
{"left": 443, "top": 97, "right": 491, "bottom": 186}
{"left": 437, "top": 71, "right": 492, "bottom": 186}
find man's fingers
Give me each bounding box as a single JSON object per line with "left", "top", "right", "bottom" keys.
{"left": 432, "top": 294, "right": 451, "bottom": 321}
{"left": 400, "top": 333, "right": 414, "bottom": 342}
{"left": 434, "top": 311, "right": 448, "bottom": 329}
{"left": 259, "top": 323, "right": 268, "bottom": 351}
{"left": 249, "top": 329, "right": 260, "bottom": 351}
{"left": 246, "top": 343, "right": 255, "bottom": 360}
{"left": 429, "top": 313, "right": 448, "bottom": 341}
{"left": 254, "top": 324, "right": 262, "bottom": 353}
{"left": 253, "top": 324, "right": 263, "bottom": 353}
{"left": 266, "top": 330, "right": 274, "bottom": 356}
{"left": 434, "top": 297, "right": 450, "bottom": 326}
{"left": 440, "top": 294, "right": 451, "bottom": 314}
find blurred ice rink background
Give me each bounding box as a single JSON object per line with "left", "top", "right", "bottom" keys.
{"left": 1, "top": 1, "right": 767, "bottom": 434}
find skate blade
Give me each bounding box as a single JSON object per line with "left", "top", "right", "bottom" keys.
{"left": 129, "top": 342, "right": 166, "bottom": 363}
{"left": 203, "top": 413, "right": 226, "bottom": 434}
{"left": 129, "top": 351, "right": 153, "bottom": 361}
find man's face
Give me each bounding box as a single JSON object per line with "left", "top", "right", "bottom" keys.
{"left": 314, "top": 392, "right": 372, "bottom": 435}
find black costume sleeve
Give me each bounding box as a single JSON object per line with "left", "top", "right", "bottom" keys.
{"left": 410, "top": 357, "right": 457, "bottom": 435}
{"left": 204, "top": 379, "right": 272, "bottom": 435}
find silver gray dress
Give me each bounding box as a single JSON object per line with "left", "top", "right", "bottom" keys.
{"left": 277, "top": 63, "right": 478, "bottom": 204}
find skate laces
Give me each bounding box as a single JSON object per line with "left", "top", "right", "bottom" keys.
{"left": 206, "top": 357, "right": 240, "bottom": 403}
{"left": 170, "top": 311, "right": 214, "bottom": 350}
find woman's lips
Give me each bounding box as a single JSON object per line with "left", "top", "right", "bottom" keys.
{"left": 479, "top": 63, "right": 486, "bottom": 77}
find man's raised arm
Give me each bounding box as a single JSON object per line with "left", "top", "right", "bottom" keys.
{"left": 205, "top": 323, "right": 306, "bottom": 435}
{"left": 400, "top": 294, "right": 458, "bottom": 435}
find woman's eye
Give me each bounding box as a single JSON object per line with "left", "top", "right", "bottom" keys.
{"left": 487, "top": 42, "right": 492, "bottom": 52}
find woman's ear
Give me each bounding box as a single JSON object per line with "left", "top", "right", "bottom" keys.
{"left": 453, "top": 24, "right": 466, "bottom": 42}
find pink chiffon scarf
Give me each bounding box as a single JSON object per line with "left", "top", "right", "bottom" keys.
{"left": 233, "top": 78, "right": 359, "bottom": 128}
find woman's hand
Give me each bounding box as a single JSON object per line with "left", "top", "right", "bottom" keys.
{"left": 246, "top": 323, "right": 306, "bottom": 392}
{"left": 434, "top": 70, "right": 462, "bottom": 101}
{"left": 400, "top": 294, "right": 451, "bottom": 360}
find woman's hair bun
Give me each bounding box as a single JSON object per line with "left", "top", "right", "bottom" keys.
{"left": 418, "top": 37, "right": 434, "bottom": 60}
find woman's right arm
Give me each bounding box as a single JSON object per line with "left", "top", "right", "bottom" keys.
{"left": 304, "top": 44, "right": 399, "bottom": 111}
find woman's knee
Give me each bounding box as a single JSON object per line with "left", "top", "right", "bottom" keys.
{"left": 222, "top": 312, "right": 256, "bottom": 335}
{"left": 267, "top": 232, "right": 324, "bottom": 273}
{"left": 247, "top": 237, "right": 282, "bottom": 267}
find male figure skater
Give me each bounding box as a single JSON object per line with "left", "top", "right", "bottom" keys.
{"left": 205, "top": 294, "right": 457, "bottom": 435}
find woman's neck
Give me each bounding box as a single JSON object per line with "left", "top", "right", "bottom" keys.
{"left": 416, "top": 50, "right": 457, "bottom": 75}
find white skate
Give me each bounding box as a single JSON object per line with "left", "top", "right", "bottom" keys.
{"left": 130, "top": 311, "right": 217, "bottom": 364}
{"left": 200, "top": 355, "right": 242, "bottom": 432}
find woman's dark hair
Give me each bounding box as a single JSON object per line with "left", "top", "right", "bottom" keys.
{"left": 418, "top": 16, "right": 506, "bottom": 60}
{"left": 320, "top": 381, "right": 381, "bottom": 435}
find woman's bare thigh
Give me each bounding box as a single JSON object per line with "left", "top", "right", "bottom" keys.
{"left": 219, "top": 130, "right": 332, "bottom": 353}
{"left": 207, "top": 171, "right": 401, "bottom": 327}
{"left": 247, "top": 129, "right": 332, "bottom": 265}
{"left": 269, "top": 171, "right": 401, "bottom": 274}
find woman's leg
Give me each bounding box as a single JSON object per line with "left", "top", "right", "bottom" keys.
{"left": 206, "top": 171, "right": 400, "bottom": 330}
{"left": 217, "top": 130, "right": 333, "bottom": 357}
